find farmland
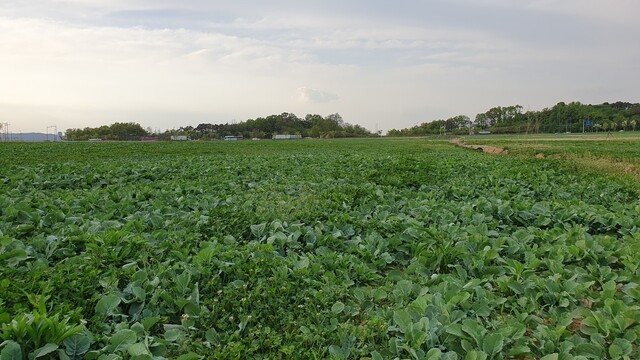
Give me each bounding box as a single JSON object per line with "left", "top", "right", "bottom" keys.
{"left": 1, "top": 138, "right": 640, "bottom": 359}
{"left": 458, "top": 133, "right": 640, "bottom": 179}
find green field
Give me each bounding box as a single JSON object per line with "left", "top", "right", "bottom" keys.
{"left": 458, "top": 133, "right": 640, "bottom": 180}
{"left": 1, "top": 139, "right": 640, "bottom": 359}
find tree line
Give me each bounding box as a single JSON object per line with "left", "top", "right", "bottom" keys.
{"left": 64, "top": 122, "right": 149, "bottom": 141}
{"left": 64, "top": 113, "right": 374, "bottom": 141}
{"left": 170, "top": 113, "right": 372, "bottom": 139}
{"left": 388, "top": 101, "right": 640, "bottom": 136}
{"left": 64, "top": 101, "right": 640, "bottom": 140}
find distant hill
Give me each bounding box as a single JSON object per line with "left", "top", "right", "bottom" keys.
{"left": 2, "top": 133, "right": 62, "bottom": 142}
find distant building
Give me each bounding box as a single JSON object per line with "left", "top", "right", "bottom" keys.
{"left": 140, "top": 137, "right": 159, "bottom": 142}
{"left": 171, "top": 135, "right": 189, "bottom": 141}
{"left": 478, "top": 131, "right": 491, "bottom": 135}
{"left": 224, "top": 136, "right": 243, "bottom": 141}
{"left": 272, "top": 134, "right": 302, "bottom": 140}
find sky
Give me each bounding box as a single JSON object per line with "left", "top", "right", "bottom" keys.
{"left": 1, "top": 0, "right": 639, "bottom": 134}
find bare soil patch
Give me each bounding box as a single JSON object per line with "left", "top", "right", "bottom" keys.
{"left": 449, "top": 138, "right": 508, "bottom": 155}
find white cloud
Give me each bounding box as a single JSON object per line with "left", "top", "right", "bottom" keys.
{"left": 524, "top": 0, "right": 640, "bottom": 24}
{"left": 0, "top": 1, "right": 638, "bottom": 133}
{"left": 295, "top": 87, "right": 339, "bottom": 103}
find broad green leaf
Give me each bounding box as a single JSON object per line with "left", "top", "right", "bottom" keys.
{"left": 507, "top": 345, "right": 531, "bottom": 357}
{"left": 575, "top": 343, "right": 604, "bottom": 358}
{"left": 464, "top": 351, "right": 487, "bottom": 360}
{"left": 482, "top": 333, "right": 504, "bottom": 356}
{"left": 127, "top": 343, "right": 150, "bottom": 357}
{"left": 95, "top": 294, "right": 121, "bottom": 316}
{"left": 445, "top": 323, "right": 464, "bottom": 337}
{"left": 64, "top": 334, "right": 91, "bottom": 358}
{"left": 0, "top": 341, "right": 22, "bottom": 360}
{"left": 540, "top": 354, "right": 558, "bottom": 360}
{"left": 426, "top": 348, "right": 442, "bottom": 359}
{"left": 130, "top": 322, "right": 145, "bottom": 337}
{"left": 462, "top": 320, "right": 485, "bottom": 346}
{"left": 106, "top": 329, "right": 136, "bottom": 353}
{"left": 177, "top": 353, "right": 203, "bottom": 360}
{"left": 373, "top": 289, "right": 387, "bottom": 300}
{"left": 131, "top": 286, "right": 146, "bottom": 301}
{"left": 387, "top": 270, "right": 405, "bottom": 281}
{"left": 0, "top": 249, "right": 28, "bottom": 267}
{"left": 141, "top": 316, "right": 160, "bottom": 331}
{"left": 96, "top": 354, "right": 119, "bottom": 360}
{"left": 393, "top": 309, "right": 413, "bottom": 333}
{"left": 331, "top": 301, "right": 345, "bottom": 314}
{"left": 461, "top": 339, "right": 474, "bottom": 352}
{"left": 58, "top": 350, "right": 71, "bottom": 360}
{"left": 165, "top": 329, "right": 182, "bottom": 342}
{"left": 441, "top": 352, "right": 460, "bottom": 360}
{"left": 328, "top": 345, "right": 348, "bottom": 359}
{"left": 250, "top": 223, "right": 266, "bottom": 237}
{"left": 31, "top": 343, "right": 59, "bottom": 358}
{"left": 130, "top": 355, "right": 153, "bottom": 360}
{"left": 230, "top": 280, "right": 245, "bottom": 288}
{"left": 205, "top": 328, "right": 220, "bottom": 344}
{"left": 294, "top": 257, "right": 310, "bottom": 270}
{"left": 149, "top": 343, "right": 167, "bottom": 357}
{"left": 175, "top": 272, "right": 191, "bottom": 293}
{"left": 609, "top": 338, "right": 632, "bottom": 358}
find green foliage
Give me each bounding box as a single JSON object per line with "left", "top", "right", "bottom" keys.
{"left": 166, "top": 112, "right": 373, "bottom": 140}
{"left": 1, "top": 139, "right": 640, "bottom": 358}
{"left": 0, "top": 296, "right": 87, "bottom": 359}
{"left": 389, "top": 101, "right": 640, "bottom": 135}
{"left": 65, "top": 122, "right": 148, "bottom": 141}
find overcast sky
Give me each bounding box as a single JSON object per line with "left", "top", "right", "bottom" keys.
{"left": 1, "top": 0, "right": 639, "bottom": 133}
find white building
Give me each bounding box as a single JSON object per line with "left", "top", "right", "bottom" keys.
{"left": 272, "top": 134, "right": 302, "bottom": 140}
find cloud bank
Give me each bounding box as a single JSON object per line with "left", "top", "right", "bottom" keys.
{"left": 296, "top": 87, "right": 339, "bottom": 103}
{"left": 0, "top": 0, "right": 638, "bottom": 133}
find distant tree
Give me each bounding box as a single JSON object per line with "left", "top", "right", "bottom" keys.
{"left": 325, "top": 113, "right": 345, "bottom": 127}
{"left": 389, "top": 101, "right": 640, "bottom": 136}
{"left": 157, "top": 112, "right": 372, "bottom": 140}
{"left": 65, "top": 122, "right": 149, "bottom": 141}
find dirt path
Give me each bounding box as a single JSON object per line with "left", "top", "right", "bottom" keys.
{"left": 449, "top": 138, "right": 507, "bottom": 154}
{"left": 482, "top": 135, "right": 640, "bottom": 142}
{"left": 450, "top": 137, "right": 640, "bottom": 181}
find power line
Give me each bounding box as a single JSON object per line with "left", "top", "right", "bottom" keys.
{"left": 1, "top": 123, "right": 9, "bottom": 142}
{"left": 46, "top": 125, "right": 58, "bottom": 142}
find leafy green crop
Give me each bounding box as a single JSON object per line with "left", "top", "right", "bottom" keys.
{"left": 1, "top": 139, "right": 639, "bottom": 359}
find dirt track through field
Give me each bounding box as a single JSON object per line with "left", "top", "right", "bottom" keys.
{"left": 471, "top": 135, "right": 640, "bottom": 142}
{"left": 449, "top": 138, "right": 507, "bottom": 154}
{"left": 451, "top": 137, "right": 640, "bottom": 181}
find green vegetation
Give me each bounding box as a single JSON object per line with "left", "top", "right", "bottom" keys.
{"left": 64, "top": 123, "right": 149, "bottom": 141}
{"left": 389, "top": 101, "right": 640, "bottom": 136}
{"left": 1, "top": 139, "right": 640, "bottom": 359}
{"left": 457, "top": 133, "right": 640, "bottom": 180}
{"left": 64, "top": 113, "right": 373, "bottom": 141}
